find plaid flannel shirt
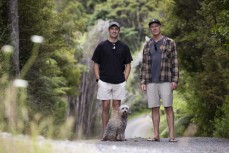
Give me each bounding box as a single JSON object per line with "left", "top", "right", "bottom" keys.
{"left": 140, "top": 37, "right": 179, "bottom": 84}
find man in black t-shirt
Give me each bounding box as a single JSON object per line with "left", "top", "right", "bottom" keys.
{"left": 92, "top": 21, "right": 132, "bottom": 133}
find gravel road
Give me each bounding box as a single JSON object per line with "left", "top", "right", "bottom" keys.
{"left": 21, "top": 114, "right": 227, "bottom": 153}
{"left": 1, "top": 133, "right": 229, "bottom": 153}
{"left": 53, "top": 137, "right": 229, "bottom": 153}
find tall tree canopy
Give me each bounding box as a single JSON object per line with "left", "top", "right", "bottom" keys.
{"left": 169, "top": 0, "right": 229, "bottom": 136}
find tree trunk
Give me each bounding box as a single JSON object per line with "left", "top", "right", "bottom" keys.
{"left": 8, "top": 0, "right": 20, "bottom": 76}
{"left": 68, "top": 59, "right": 99, "bottom": 138}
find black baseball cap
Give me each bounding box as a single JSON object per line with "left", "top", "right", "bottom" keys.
{"left": 148, "top": 19, "right": 161, "bottom": 27}
{"left": 109, "top": 21, "right": 120, "bottom": 29}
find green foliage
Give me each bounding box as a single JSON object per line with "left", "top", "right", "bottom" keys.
{"left": 170, "top": 0, "right": 204, "bottom": 72}
{"left": 55, "top": 0, "right": 88, "bottom": 33}
{"left": 0, "top": 0, "right": 9, "bottom": 45}
{"left": 214, "top": 96, "right": 229, "bottom": 138}
{"left": 161, "top": 114, "right": 194, "bottom": 137}
{"left": 18, "top": 0, "right": 64, "bottom": 122}
{"left": 169, "top": 0, "right": 229, "bottom": 137}
{"left": 211, "top": 10, "right": 229, "bottom": 47}
{"left": 17, "top": 0, "right": 88, "bottom": 124}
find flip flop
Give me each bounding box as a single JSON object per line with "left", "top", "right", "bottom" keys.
{"left": 169, "top": 138, "right": 178, "bottom": 142}
{"left": 147, "top": 138, "right": 160, "bottom": 142}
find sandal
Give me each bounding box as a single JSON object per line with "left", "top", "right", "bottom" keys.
{"left": 147, "top": 138, "right": 160, "bottom": 142}
{"left": 169, "top": 138, "right": 178, "bottom": 142}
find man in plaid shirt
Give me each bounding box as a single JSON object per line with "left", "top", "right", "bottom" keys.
{"left": 140, "top": 19, "right": 179, "bottom": 142}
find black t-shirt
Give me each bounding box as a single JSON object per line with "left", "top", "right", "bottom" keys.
{"left": 92, "top": 40, "right": 132, "bottom": 84}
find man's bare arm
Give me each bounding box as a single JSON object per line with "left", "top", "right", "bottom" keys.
{"left": 94, "top": 62, "right": 100, "bottom": 80}
{"left": 124, "top": 63, "right": 131, "bottom": 81}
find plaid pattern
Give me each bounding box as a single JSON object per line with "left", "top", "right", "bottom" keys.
{"left": 140, "top": 37, "right": 179, "bottom": 84}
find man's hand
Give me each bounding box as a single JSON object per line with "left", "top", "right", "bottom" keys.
{"left": 171, "top": 82, "right": 178, "bottom": 90}
{"left": 141, "top": 84, "right": 147, "bottom": 92}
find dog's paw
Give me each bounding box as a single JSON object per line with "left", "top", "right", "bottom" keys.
{"left": 101, "top": 138, "right": 107, "bottom": 141}
{"left": 116, "top": 138, "right": 126, "bottom": 141}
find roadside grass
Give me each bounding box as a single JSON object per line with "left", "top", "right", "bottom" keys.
{"left": 0, "top": 42, "right": 75, "bottom": 153}
{"left": 160, "top": 91, "right": 194, "bottom": 137}
{"left": 0, "top": 135, "right": 52, "bottom": 153}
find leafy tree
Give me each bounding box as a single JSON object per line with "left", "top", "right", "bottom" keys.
{"left": 214, "top": 97, "right": 229, "bottom": 138}
{"left": 170, "top": 0, "right": 229, "bottom": 136}
{"left": 18, "top": 0, "right": 87, "bottom": 124}
{"left": 201, "top": 0, "right": 229, "bottom": 137}
{"left": 0, "top": 0, "right": 9, "bottom": 46}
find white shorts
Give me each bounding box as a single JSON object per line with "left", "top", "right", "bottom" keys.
{"left": 146, "top": 82, "right": 173, "bottom": 108}
{"left": 97, "top": 80, "right": 126, "bottom": 100}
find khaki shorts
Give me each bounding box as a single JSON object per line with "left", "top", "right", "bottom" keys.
{"left": 146, "top": 82, "right": 173, "bottom": 108}
{"left": 97, "top": 80, "right": 126, "bottom": 100}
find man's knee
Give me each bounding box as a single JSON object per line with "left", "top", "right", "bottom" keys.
{"left": 164, "top": 106, "right": 174, "bottom": 115}
{"left": 102, "top": 101, "right": 110, "bottom": 112}
{"left": 152, "top": 107, "right": 160, "bottom": 113}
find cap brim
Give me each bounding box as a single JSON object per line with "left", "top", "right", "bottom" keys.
{"left": 109, "top": 24, "right": 120, "bottom": 28}
{"left": 148, "top": 21, "right": 161, "bottom": 26}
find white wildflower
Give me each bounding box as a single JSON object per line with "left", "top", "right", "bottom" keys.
{"left": 13, "top": 79, "right": 29, "bottom": 88}
{"left": 31, "top": 35, "right": 44, "bottom": 43}
{"left": 1, "top": 45, "right": 14, "bottom": 53}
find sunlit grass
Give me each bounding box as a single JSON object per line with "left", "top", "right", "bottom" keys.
{"left": 160, "top": 91, "right": 194, "bottom": 137}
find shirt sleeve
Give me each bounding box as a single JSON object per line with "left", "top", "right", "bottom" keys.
{"left": 171, "top": 41, "right": 179, "bottom": 84}
{"left": 124, "top": 45, "right": 133, "bottom": 64}
{"left": 140, "top": 43, "right": 147, "bottom": 84}
{"left": 91, "top": 44, "right": 101, "bottom": 64}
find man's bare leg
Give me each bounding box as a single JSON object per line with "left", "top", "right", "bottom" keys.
{"left": 165, "top": 106, "right": 175, "bottom": 139}
{"left": 152, "top": 107, "right": 160, "bottom": 139}
{"left": 102, "top": 100, "right": 110, "bottom": 131}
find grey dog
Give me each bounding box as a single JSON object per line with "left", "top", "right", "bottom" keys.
{"left": 102, "top": 105, "right": 129, "bottom": 141}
